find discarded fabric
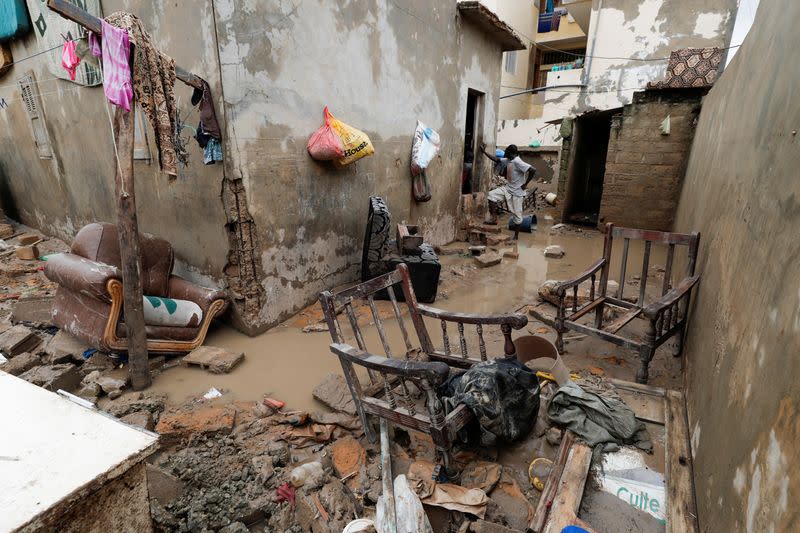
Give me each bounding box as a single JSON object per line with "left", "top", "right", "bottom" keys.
{"left": 203, "top": 137, "right": 223, "bottom": 165}
{"left": 105, "top": 12, "right": 178, "bottom": 176}
{"left": 547, "top": 381, "right": 652, "bottom": 452}
{"left": 191, "top": 78, "right": 221, "bottom": 140}
{"left": 440, "top": 358, "right": 540, "bottom": 446}
{"left": 407, "top": 460, "right": 488, "bottom": 518}
{"left": 99, "top": 19, "right": 133, "bottom": 111}
{"left": 60, "top": 40, "right": 80, "bottom": 81}
{"left": 276, "top": 482, "right": 296, "bottom": 506}
{"left": 377, "top": 474, "right": 433, "bottom": 533}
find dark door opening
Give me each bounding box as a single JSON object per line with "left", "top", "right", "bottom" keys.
{"left": 462, "top": 89, "right": 484, "bottom": 194}
{"left": 563, "top": 111, "right": 614, "bottom": 225}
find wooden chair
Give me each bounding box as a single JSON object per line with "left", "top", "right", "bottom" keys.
{"left": 553, "top": 223, "right": 700, "bottom": 384}
{"left": 319, "top": 263, "right": 527, "bottom": 470}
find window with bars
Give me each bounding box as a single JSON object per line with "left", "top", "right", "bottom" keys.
{"left": 18, "top": 72, "right": 53, "bottom": 159}
{"left": 540, "top": 48, "right": 586, "bottom": 65}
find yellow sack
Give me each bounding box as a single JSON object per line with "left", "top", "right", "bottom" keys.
{"left": 328, "top": 112, "right": 375, "bottom": 166}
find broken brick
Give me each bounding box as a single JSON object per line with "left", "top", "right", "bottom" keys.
{"left": 475, "top": 252, "right": 502, "bottom": 268}
{"left": 155, "top": 405, "right": 235, "bottom": 443}
{"left": 330, "top": 436, "right": 367, "bottom": 480}
{"left": 182, "top": 346, "right": 244, "bottom": 374}
{"left": 0, "top": 324, "right": 41, "bottom": 356}
{"left": 18, "top": 363, "right": 81, "bottom": 391}
{"left": 44, "top": 330, "right": 90, "bottom": 364}
{"left": 0, "top": 351, "right": 41, "bottom": 376}
{"left": 121, "top": 410, "right": 155, "bottom": 431}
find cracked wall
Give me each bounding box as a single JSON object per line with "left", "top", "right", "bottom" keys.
{"left": 212, "top": 0, "right": 505, "bottom": 332}
{"left": 673, "top": 0, "right": 799, "bottom": 530}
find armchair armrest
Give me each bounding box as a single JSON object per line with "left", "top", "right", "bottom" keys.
{"left": 330, "top": 342, "right": 451, "bottom": 387}
{"left": 643, "top": 275, "right": 700, "bottom": 320}
{"left": 44, "top": 253, "right": 121, "bottom": 302}
{"left": 553, "top": 258, "right": 606, "bottom": 296}
{"left": 167, "top": 275, "right": 227, "bottom": 315}
{"left": 416, "top": 304, "right": 528, "bottom": 329}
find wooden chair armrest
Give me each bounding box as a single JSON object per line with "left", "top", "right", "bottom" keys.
{"left": 553, "top": 259, "right": 606, "bottom": 296}
{"left": 330, "top": 342, "right": 451, "bottom": 386}
{"left": 416, "top": 304, "right": 528, "bottom": 329}
{"left": 643, "top": 276, "right": 700, "bottom": 319}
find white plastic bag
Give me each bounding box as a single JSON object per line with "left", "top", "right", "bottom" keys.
{"left": 410, "top": 121, "right": 441, "bottom": 176}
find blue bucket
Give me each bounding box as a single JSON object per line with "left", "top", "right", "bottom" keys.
{"left": 509, "top": 214, "right": 536, "bottom": 233}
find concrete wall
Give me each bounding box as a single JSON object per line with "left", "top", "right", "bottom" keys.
{"left": 672, "top": 0, "right": 799, "bottom": 530}
{"left": 497, "top": 0, "right": 736, "bottom": 147}
{"left": 598, "top": 89, "right": 702, "bottom": 230}
{"left": 493, "top": 0, "right": 539, "bottom": 120}
{"left": 0, "top": 1, "right": 508, "bottom": 334}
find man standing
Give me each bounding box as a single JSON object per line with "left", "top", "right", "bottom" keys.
{"left": 479, "top": 143, "right": 535, "bottom": 227}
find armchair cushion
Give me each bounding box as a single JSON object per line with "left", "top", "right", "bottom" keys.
{"left": 143, "top": 295, "right": 202, "bottom": 327}
{"left": 167, "top": 275, "right": 227, "bottom": 316}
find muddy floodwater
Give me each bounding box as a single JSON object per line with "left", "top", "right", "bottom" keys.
{"left": 143, "top": 220, "right": 683, "bottom": 410}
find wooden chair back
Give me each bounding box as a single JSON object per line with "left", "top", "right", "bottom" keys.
{"left": 601, "top": 223, "right": 700, "bottom": 307}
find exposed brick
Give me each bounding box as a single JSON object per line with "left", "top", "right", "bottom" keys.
{"left": 155, "top": 406, "right": 235, "bottom": 443}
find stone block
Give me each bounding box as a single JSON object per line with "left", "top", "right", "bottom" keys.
{"left": 1, "top": 351, "right": 42, "bottom": 376}
{"left": 10, "top": 296, "right": 54, "bottom": 326}
{"left": 155, "top": 406, "right": 235, "bottom": 443}
{"left": 475, "top": 252, "right": 502, "bottom": 268}
{"left": 19, "top": 363, "right": 81, "bottom": 391}
{"left": 44, "top": 330, "right": 90, "bottom": 364}
{"left": 121, "top": 410, "right": 155, "bottom": 431}
{"left": 0, "top": 324, "right": 41, "bottom": 356}
{"left": 312, "top": 373, "right": 357, "bottom": 415}
{"left": 146, "top": 464, "right": 184, "bottom": 504}
{"left": 182, "top": 346, "right": 244, "bottom": 374}
{"left": 544, "top": 245, "right": 565, "bottom": 258}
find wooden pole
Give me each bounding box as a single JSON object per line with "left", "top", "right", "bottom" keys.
{"left": 47, "top": 0, "right": 208, "bottom": 389}
{"left": 112, "top": 102, "right": 150, "bottom": 390}
{"left": 379, "top": 418, "right": 397, "bottom": 533}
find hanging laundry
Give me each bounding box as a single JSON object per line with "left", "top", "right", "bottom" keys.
{"left": 191, "top": 78, "right": 221, "bottom": 141}
{"left": 99, "top": 19, "right": 132, "bottom": 112}
{"left": 60, "top": 39, "right": 80, "bottom": 81}
{"left": 203, "top": 137, "right": 223, "bottom": 165}
{"left": 88, "top": 31, "right": 102, "bottom": 57}
{"left": 75, "top": 37, "right": 99, "bottom": 68}
{"left": 105, "top": 12, "right": 178, "bottom": 177}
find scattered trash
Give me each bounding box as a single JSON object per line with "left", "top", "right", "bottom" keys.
{"left": 328, "top": 109, "right": 375, "bottom": 167}
{"left": 276, "top": 482, "right": 296, "bottom": 506}
{"left": 343, "top": 518, "right": 376, "bottom": 533}
{"left": 0, "top": 353, "right": 7, "bottom": 364}
{"left": 263, "top": 397, "right": 286, "bottom": 410}
{"left": 528, "top": 457, "right": 553, "bottom": 491}
{"left": 307, "top": 106, "right": 345, "bottom": 160}
{"left": 203, "top": 387, "right": 224, "bottom": 400}
{"left": 545, "top": 192, "right": 557, "bottom": 205}
{"left": 597, "top": 448, "right": 666, "bottom": 524}
{"left": 301, "top": 322, "right": 329, "bottom": 333}
{"left": 544, "top": 245, "right": 565, "bottom": 258}
{"left": 407, "top": 461, "right": 489, "bottom": 517}
{"left": 82, "top": 348, "right": 98, "bottom": 359}
{"left": 289, "top": 461, "right": 325, "bottom": 488}
{"left": 378, "top": 474, "right": 433, "bottom": 533}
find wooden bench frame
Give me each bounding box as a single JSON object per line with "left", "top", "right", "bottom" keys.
{"left": 553, "top": 223, "right": 700, "bottom": 383}
{"left": 319, "top": 264, "right": 528, "bottom": 470}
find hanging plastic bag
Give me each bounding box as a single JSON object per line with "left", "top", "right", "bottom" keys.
{"left": 307, "top": 106, "right": 345, "bottom": 161}
{"left": 410, "top": 121, "right": 441, "bottom": 176}
{"left": 328, "top": 110, "right": 375, "bottom": 166}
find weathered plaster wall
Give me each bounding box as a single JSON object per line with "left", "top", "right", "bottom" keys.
{"left": 497, "top": 0, "right": 736, "bottom": 147}
{"left": 494, "top": 0, "right": 538, "bottom": 120}
{"left": 212, "top": 0, "right": 504, "bottom": 332}
{"left": 0, "top": 1, "right": 230, "bottom": 288}
{"left": 673, "top": 0, "right": 799, "bottom": 530}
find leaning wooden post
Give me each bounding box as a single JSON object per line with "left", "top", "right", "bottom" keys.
{"left": 112, "top": 100, "right": 151, "bottom": 390}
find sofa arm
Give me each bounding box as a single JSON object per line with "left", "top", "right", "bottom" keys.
{"left": 44, "top": 253, "right": 121, "bottom": 303}
{"left": 167, "top": 275, "right": 228, "bottom": 316}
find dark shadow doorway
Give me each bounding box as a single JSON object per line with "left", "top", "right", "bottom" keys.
{"left": 462, "top": 89, "right": 484, "bottom": 194}
{"left": 563, "top": 110, "right": 615, "bottom": 225}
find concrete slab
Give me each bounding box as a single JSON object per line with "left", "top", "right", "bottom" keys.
{"left": 182, "top": 346, "right": 244, "bottom": 374}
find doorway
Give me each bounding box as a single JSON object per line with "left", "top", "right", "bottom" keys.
{"left": 563, "top": 110, "right": 615, "bottom": 225}
{"left": 462, "top": 89, "right": 484, "bottom": 194}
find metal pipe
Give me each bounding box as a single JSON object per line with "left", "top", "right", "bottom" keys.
{"left": 500, "top": 83, "right": 586, "bottom": 99}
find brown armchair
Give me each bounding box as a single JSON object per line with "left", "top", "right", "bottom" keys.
{"left": 45, "top": 223, "right": 228, "bottom": 353}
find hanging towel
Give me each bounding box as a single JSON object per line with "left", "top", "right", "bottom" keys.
{"left": 105, "top": 12, "right": 178, "bottom": 177}
{"left": 203, "top": 137, "right": 223, "bottom": 165}
{"left": 60, "top": 40, "right": 80, "bottom": 81}
{"left": 99, "top": 19, "right": 133, "bottom": 112}
{"left": 89, "top": 30, "right": 102, "bottom": 57}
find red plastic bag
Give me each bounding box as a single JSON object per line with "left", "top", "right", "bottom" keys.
{"left": 307, "top": 106, "right": 345, "bottom": 160}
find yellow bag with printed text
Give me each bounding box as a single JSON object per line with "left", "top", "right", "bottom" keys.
{"left": 328, "top": 111, "right": 375, "bottom": 167}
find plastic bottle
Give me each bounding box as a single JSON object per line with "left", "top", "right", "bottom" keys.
{"left": 290, "top": 461, "right": 324, "bottom": 488}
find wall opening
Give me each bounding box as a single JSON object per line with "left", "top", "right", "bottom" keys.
{"left": 562, "top": 109, "right": 615, "bottom": 225}
{"left": 462, "top": 89, "right": 484, "bottom": 194}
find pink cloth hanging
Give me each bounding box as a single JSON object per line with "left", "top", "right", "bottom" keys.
{"left": 99, "top": 19, "right": 133, "bottom": 111}
{"left": 88, "top": 31, "right": 102, "bottom": 57}
{"left": 61, "top": 40, "right": 80, "bottom": 81}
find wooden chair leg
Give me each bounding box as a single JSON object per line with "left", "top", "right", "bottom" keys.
{"left": 672, "top": 325, "right": 685, "bottom": 357}
{"left": 637, "top": 320, "right": 657, "bottom": 384}
{"left": 555, "top": 327, "right": 565, "bottom": 353}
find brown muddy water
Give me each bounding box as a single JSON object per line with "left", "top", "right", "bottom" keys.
{"left": 141, "top": 220, "right": 684, "bottom": 410}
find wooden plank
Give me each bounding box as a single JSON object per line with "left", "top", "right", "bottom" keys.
{"left": 396, "top": 223, "right": 423, "bottom": 254}
{"left": 638, "top": 240, "right": 652, "bottom": 306}
{"left": 617, "top": 388, "right": 666, "bottom": 425}
{"left": 379, "top": 419, "right": 397, "bottom": 533}
{"left": 611, "top": 226, "right": 694, "bottom": 246}
{"left": 112, "top": 105, "right": 150, "bottom": 390}
{"left": 567, "top": 297, "right": 606, "bottom": 322}
{"left": 610, "top": 378, "right": 666, "bottom": 398}
{"left": 604, "top": 296, "right": 639, "bottom": 310}
{"left": 563, "top": 320, "right": 642, "bottom": 351}
{"left": 362, "top": 396, "right": 432, "bottom": 434}
{"left": 47, "top": 0, "right": 203, "bottom": 89}
{"left": 603, "top": 307, "right": 641, "bottom": 334}
{"left": 442, "top": 403, "right": 473, "bottom": 444}
{"left": 665, "top": 390, "right": 699, "bottom": 533}
{"left": 662, "top": 243, "right": 675, "bottom": 295}
{"left": 618, "top": 237, "right": 630, "bottom": 299}
{"left": 530, "top": 432, "right": 575, "bottom": 533}
{"left": 543, "top": 443, "right": 593, "bottom": 533}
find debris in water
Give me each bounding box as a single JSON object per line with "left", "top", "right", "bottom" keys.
{"left": 203, "top": 387, "right": 224, "bottom": 399}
